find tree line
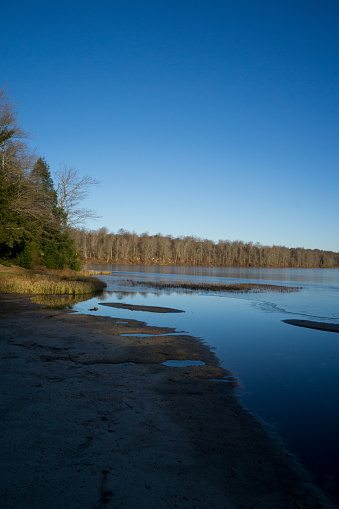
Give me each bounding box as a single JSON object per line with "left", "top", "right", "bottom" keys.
{"left": 72, "top": 228, "right": 339, "bottom": 268}
{"left": 0, "top": 88, "right": 98, "bottom": 269}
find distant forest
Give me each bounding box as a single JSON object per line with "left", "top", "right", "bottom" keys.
{"left": 72, "top": 228, "right": 339, "bottom": 268}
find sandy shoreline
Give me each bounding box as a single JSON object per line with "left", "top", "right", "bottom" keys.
{"left": 0, "top": 294, "right": 337, "bottom": 508}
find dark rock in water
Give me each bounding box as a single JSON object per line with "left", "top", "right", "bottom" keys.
{"left": 283, "top": 319, "right": 339, "bottom": 333}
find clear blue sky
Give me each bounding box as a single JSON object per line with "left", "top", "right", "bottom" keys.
{"left": 2, "top": 0, "right": 339, "bottom": 251}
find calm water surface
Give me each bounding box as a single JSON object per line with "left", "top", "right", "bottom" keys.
{"left": 75, "top": 266, "right": 339, "bottom": 504}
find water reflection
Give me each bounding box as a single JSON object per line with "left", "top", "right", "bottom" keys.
{"left": 31, "top": 293, "right": 98, "bottom": 309}
{"left": 93, "top": 264, "right": 339, "bottom": 287}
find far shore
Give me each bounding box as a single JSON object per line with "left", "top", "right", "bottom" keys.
{"left": 0, "top": 293, "right": 337, "bottom": 508}
{"left": 82, "top": 257, "right": 339, "bottom": 269}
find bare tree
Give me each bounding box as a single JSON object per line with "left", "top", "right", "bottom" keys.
{"left": 0, "top": 88, "right": 31, "bottom": 174}
{"left": 54, "top": 164, "right": 100, "bottom": 227}
{"left": 0, "top": 88, "right": 50, "bottom": 227}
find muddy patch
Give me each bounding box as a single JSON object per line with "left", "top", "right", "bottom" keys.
{"left": 99, "top": 302, "right": 184, "bottom": 313}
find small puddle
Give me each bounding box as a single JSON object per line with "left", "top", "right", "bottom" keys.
{"left": 120, "top": 333, "right": 187, "bottom": 337}
{"left": 161, "top": 360, "right": 205, "bottom": 367}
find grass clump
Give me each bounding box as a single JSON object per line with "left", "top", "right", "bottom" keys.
{"left": 0, "top": 266, "right": 107, "bottom": 295}
{"left": 127, "top": 279, "right": 302, "bottom": 293}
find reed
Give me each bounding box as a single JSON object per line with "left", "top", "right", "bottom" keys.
{"left": 127, "top": 279, "right": 302, "bottom": 293}
{"left": 0, "top": 268, "right": 107, "bottom": 295}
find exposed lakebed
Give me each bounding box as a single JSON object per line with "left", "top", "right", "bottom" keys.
{"left": 74, "top": 265, "right": 339, "bottom": 505}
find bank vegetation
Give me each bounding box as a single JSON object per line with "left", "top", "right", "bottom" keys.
{"left": 0, "top": 265, "right": 107, "bottom": 295}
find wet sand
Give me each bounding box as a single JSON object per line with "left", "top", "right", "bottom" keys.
{"left": 0, "top": 294, "right": 337, "bottom": 508}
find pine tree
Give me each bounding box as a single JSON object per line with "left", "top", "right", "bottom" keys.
{"left": 29, "top": 157, "right": 80, "bottom": 269}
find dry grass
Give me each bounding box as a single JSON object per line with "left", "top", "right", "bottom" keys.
{"left": 84, "top": 270, "right": 112, "bottom": 276}
{"left": 0, "top": 265, "right": 107, "bottom": 295}
{"left": 127, "top": 279, "right": 302, "bottom": 293}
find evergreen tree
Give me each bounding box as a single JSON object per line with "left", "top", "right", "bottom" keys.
{"left": 0, "top": 89, "right": 80, "bottom": 269}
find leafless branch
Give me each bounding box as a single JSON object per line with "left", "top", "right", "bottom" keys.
{"left": 54, "top": 163, "right": 101, "bottom": 227}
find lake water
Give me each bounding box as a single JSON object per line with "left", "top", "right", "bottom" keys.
{"left": 74, "top": 265, "right": 339, "bottom": 504}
